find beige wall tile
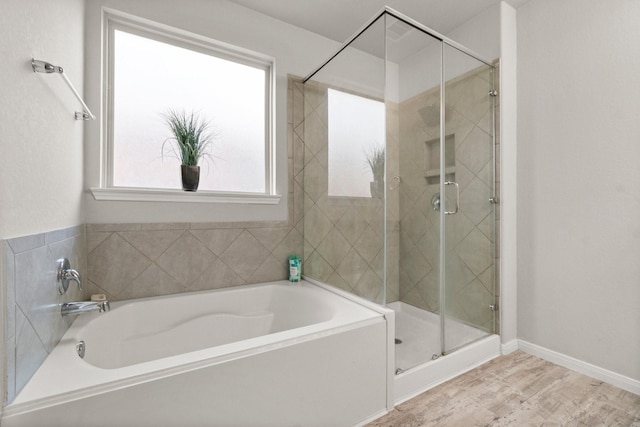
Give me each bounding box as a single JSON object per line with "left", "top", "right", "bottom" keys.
{"left": 334, "top": 206, "right": 367, "bottom": 245}
{"left": 218, "top": 231, "right": 271, "bottom": 281}
{"left": 335, "top": 249, "right": 369, "bottom": 288}
{"left": 121, "top": 264, "right": 186, "bottom": 300}
{"left": 249, "top": 254, "right": 288, "bottom": 283}
{"left": 248, "top": 227, "right": 291, "bottom": 252}
{"left": 455, "top": 229, "right": 493, "bottom": 277}
{"left": 155, "top": 232, "right": 217, "bottom": 286}
{"left": 304, "top": 250, "right": 333, "bottom": 282}
{"left": 88, "top": 233, "right": 151, "bottom": 297}
{"left": 189, "top": 259, "right": 245, "bottom": 291}
{"left": 316, "top": 228, "right": 351, "bottom": 269}
{"left": 303, "top": 204, "right": 333, "bottom": 248}
{"left": 353, "top": 225, "right": 383, "bottom": 265}
{"left": 119, "top": 229, "right": 183, "bottom": 261}
{"left": 271, "top": 228, "right": 303, "bottom": 261}
{"left": 191, "top": 228, "right": 243, "bottom": 257}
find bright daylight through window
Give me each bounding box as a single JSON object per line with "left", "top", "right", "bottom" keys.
{"left": 107, "top": 19, "right": 272, "bottom": 195}
{"left": 327, "top": 89, "right": 385, "bottom": 198}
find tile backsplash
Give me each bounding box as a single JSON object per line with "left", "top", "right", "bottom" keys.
{"left": 3, "top": 225, "right": 87, "bottom": 403}
{"left": 86, "top": 222, "right": 302, "bottom": 301}
{"left": 84, "top": 78, "right": 304, "bottom": 301}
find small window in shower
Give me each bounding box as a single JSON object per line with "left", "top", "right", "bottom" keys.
{"left": 327, "top": 89, "right": 385, "bottom": 198}
{"left": 102, "top": 12, "right": 274, "bottom": 196}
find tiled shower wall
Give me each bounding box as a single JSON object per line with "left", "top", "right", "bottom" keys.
{"left": 297, "top": 79, "right": 400, "bottom": 304}
{"left": 3, "top": 225, "right": 87, "bottom": 403}
{"left": 298, "top": 64, "right": 500, "bottom": 333}
{"left": 398, "top": 63, "right": 500, "bottom": 332}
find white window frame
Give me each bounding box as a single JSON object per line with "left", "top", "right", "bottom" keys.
{"left": 91, "top": 9, "right": 279, "bottom": 204}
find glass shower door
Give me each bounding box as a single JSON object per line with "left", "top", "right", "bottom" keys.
{"left": 385, "top": 14, "right": 444, "bottom": 371}
{"left": 442, "top": 43, "right": 496, "bottom": 353}
{"left": 301, "top": 8, "right": 498, "bottom": 373}
{"left": 301, "top": 14, "right": 387, "bottom": 305}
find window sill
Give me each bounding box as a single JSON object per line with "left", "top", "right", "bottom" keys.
{"left": 90, "top": 187, "right": 281, "bottom": 205}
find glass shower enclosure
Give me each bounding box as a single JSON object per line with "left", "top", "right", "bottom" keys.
{"left": 300, "top": 7, "right": 498, "bottom": 374}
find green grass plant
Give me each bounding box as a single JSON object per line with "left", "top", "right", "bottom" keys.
{"left": 162, "top": 109, "right": 214, "bottom": 166}
{"left": 364, "top": 144, "right": 385, "bottom": 184}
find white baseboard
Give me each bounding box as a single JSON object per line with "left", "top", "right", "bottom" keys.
{"left": 501, "top": 339, "right": 518, "bottom": 355}
{"left": 518, "top": 340, "right": 640, "bottom": 396}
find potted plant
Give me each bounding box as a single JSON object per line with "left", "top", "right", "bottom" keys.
{"left": 365, "top": 144, "right": 385, "bottom": 199}
{"left": 162, "top": 109, "right": 214, "bottom": 191}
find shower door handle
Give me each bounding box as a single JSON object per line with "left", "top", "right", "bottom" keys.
{"left": 444, "top": 181, "right": 459, "bottom": 215}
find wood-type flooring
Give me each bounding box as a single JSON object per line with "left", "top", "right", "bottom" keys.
{"left": 368, "top": 351, "right": 640, "bottom": 426}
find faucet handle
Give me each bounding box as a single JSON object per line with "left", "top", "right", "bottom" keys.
{"left": 66, "top": 269, "right": 82, "bottom": 291}
{"left": 57, "top": 258, "right": 71, "bottom": 294}
{"left": 57, "top": 258, "right": 82, "bottom": 294}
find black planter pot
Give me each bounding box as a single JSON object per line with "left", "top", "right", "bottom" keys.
{"left": 370, "top": 180, "right": 384, "bottom": 199}
{"left": 181, "top": 165, "right": 200, "bottom": 191}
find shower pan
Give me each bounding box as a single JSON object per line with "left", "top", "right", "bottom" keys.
{"left": 299, "top": 7, "right": 500, "bottom": 401}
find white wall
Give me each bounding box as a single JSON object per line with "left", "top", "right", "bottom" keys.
{"left": 0, "top": 0, "right": 85, "bottom": 412}
{"left": 517, "top": 0, "right": 640, "bottom": 381}
{"left": 499, "top": 1, "right": 518, "bottom": 350}
{"left": 0, "top": 0, "right": 85, "bottom": 239}
{"left": 399, "top": 3, "right": 501, "bottom": 101}
{"left": 448, "top": 3, "right": 501, "bottom": 62}
{"left": 83, "top": 0, "right": 340, "bottom": 223}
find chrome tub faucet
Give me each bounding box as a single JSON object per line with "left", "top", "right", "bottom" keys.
{"left": 61, "top": 300, "right": 110, "bottom": 317}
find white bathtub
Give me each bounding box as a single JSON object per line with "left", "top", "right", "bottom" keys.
{"left": 2, "top": 280, "right": 391, "bottom": 427}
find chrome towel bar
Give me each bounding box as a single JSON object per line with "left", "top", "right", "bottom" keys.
{"left": 31, "top": 58, "right": 96, "bottom": 121}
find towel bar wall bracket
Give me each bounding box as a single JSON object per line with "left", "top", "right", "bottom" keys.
{"left": 31, "top": 58, "right": 96, "bottom": 121}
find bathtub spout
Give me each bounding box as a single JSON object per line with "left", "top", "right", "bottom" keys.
{"left": 61, "top": 300, "right": 110, "bottom": 317}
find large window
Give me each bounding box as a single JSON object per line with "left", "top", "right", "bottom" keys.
{"left": 100, "top": 12, "right": 275, "bottom": 200}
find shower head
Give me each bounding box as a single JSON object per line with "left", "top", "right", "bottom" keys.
{"left": 32, "top": 58, "right": 63, "bottom": 74}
